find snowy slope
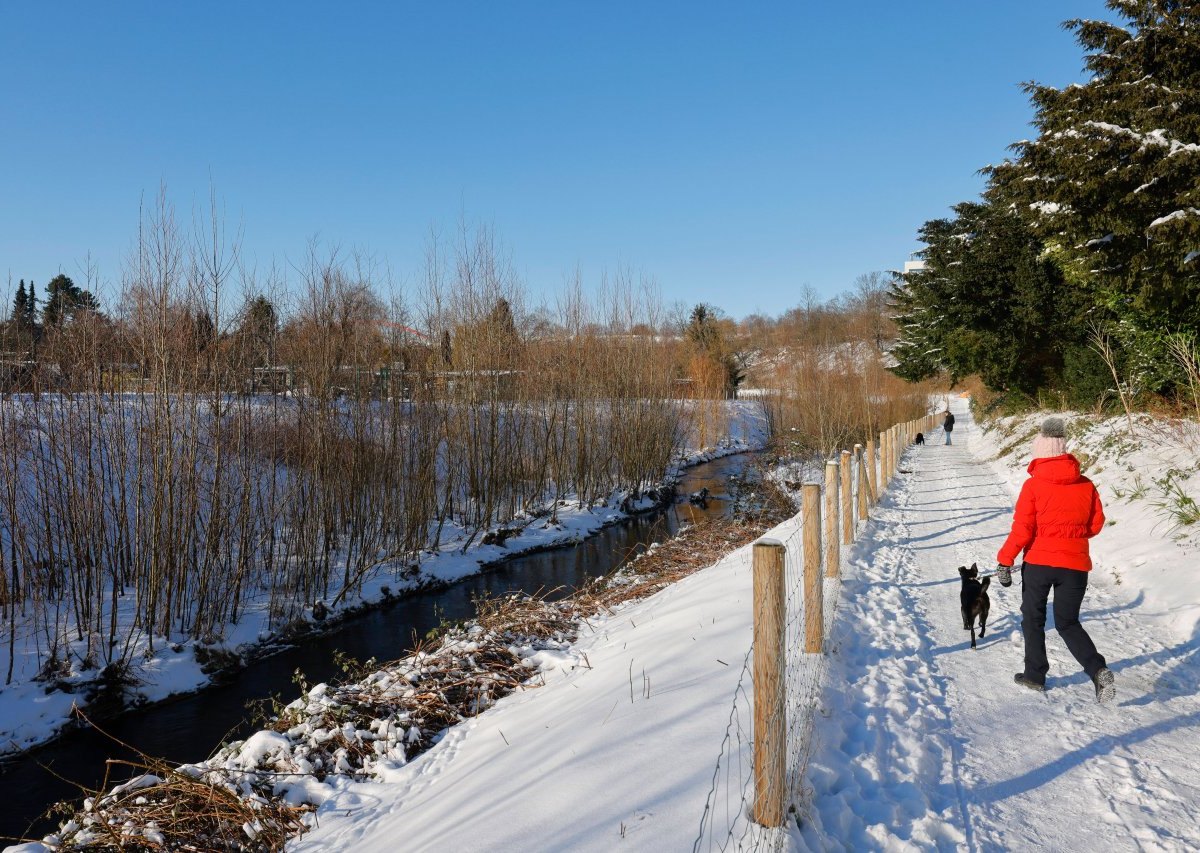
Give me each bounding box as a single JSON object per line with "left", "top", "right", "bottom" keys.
{"left": 286, "top": 515, "right": 803, "bottom": 852}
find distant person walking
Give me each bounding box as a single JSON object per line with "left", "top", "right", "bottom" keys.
{"left": 996, "top": 416, "right": 1114, "bottom": 702}
{"left": 942, "top": 410, "right": 955, "bottom": 445}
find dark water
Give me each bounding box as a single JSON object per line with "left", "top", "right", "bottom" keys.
{"left": 0, "top": 454, "right": 751, "bottom": 843}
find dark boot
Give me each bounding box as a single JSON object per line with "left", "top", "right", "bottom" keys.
{"left": 1014, "top": 673, "right": 1045, "bottom": 692}
{"left": 1093, "top": 668, "right": 1116, "bottom": 703}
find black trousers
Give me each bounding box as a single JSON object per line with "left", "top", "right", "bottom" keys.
{"left": 1021, "top": 562, "right": 1106, "bottom": 683}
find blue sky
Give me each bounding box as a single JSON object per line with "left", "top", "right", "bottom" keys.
{"left": 1, "top": 2, "right": 1107, "bottom": 318}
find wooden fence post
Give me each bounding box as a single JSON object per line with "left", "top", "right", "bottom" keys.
{"left": 752, "top": 539, "right": 786, "bottom": 828}
{"left": 865, "top": 438, "right": 877, "bottom": 503}
{"left": 855, "top": 443, "right": 868, "bottom": 522}
{"left": 879, "top": 430, "right": 888, "bottom": 489}
{"left": 839, "top": 450, "right": 853, "bottom": 546}
{"left": 883, "top": 427, "right": 892, "bottom": 487}
{"left": 825, "top": 460, "right": 840, "bottom": 578}
{"left": 880, "top": 431, "right": 886, "bottom": 489}
{"left": 802, "top": 484, "right": 823, "bottom": 654}
{"left": 890, "top": 428, "right": 897, "bottom": 485}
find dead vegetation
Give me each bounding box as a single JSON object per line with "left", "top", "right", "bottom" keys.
{"left": 34, "top": 710, "right": 310, "bottom": 852}
{"left": 738, "top": 275, "right": 937, "bottom": 457}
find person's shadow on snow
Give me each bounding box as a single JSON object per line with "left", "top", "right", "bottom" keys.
{"left": 972, "top": 709, "right": 1200, "bottom": 803}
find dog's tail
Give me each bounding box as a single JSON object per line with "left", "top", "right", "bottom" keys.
{"left": 980, "top": 577, "right": 991, "bottom": 592}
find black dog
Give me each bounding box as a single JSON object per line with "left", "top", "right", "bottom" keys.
{"left": 958, "top": 563, "right": 990, "bottom": 649}
{"left": 915, "top": 432, "right": 925, "bottom": 445}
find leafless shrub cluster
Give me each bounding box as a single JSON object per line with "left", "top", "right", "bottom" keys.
{"left": 0, "top": 200, "right": 691, "bottom": 687}
{"left": 36, "top": 721, "right": 310, "bottom": 852}
{"left": 742, "top": 277, "right": 936, "bottom": 456}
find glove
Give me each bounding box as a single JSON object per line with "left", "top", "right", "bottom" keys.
{"left": 996, "top": 564, "right": 1013, "bottom": 587}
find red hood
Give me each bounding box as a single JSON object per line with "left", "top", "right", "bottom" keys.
{"left": 1026, "top": 453, "right": 1083, "bottom": 484}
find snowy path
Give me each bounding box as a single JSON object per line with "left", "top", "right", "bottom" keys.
{"left": 801, "top": 400, "right": 1200, "bottom": 852}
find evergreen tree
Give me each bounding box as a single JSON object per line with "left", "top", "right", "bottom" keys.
{"left": 25, "top": 280, "right": 37, "bottom": 328}
{"left": 479, "top": 298, "right": 522, "bottom": 368}
{"left": 193, "top": 309, "right": 216, "bottom": 353}
{"left": 238, "top": 295, "right": 278, "bottom": 367}
{"left": 686, "top": 304, "right": 722, "bottom": 352}
{"left": 486, "top": 298, "right": 519, "bottom": 344}
{"left": 11, "top": 280, "right": 29, "bottom": 327}
{"left": 987, "top": 0, "right": 1200, "bottom": 388}
{"left": 43, "top": 275, "right": 73, "bottom": 327}
{"left": 41, "top": 274, "right": 99, "bottom": 327}
{"left": 890, "top": 200, "right": 1087, "bottom": 395}
{"left": 685, "top": 303, "right": 743, "bottom": 396}
{"left": 73, "top": 289, "right": 100, "bottom": 314}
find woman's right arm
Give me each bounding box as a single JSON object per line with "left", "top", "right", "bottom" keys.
{"left": 998, "top": 479, "right": 1036, "bottom": 566}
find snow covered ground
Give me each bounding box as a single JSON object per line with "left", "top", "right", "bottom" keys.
{"left": 287, "top": 397, "right": 1199, "bottom": 852}
{"left": 10, "top": 396, "right": 1200, "bottom": 852}
{"left": 0, "top": 401, "right": 769, "bottom": 759}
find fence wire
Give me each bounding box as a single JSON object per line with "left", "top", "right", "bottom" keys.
{"left": 692, "top": 451, "right": 861, "bottom": 853}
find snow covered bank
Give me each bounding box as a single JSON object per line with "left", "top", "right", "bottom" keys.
{"left": 22, "top": 396, "right": 1196, "bottom": 852}
{"left": 0, "top": 401, "right": 768, "bottom": 759}
{"left": 277, "top": 402, "right": 1198, "bottom": 852}
{"left": 284, "top": 514, "right": 806, "bottom": 853}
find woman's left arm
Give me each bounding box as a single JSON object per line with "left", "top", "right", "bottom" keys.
{"left": 1087, "top": 485, "right": 1105, "bottom": 537}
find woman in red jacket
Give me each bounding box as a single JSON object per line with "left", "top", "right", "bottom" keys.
{"left": 996, "top": 417, "right": 1115, "bottom": 702}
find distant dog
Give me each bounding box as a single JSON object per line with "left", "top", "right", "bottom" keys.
{"left": 958, "top": 563, "right": 990, "bottom": 650}
{"left": 915, "top": 432, "right": 925, "bottom": 445}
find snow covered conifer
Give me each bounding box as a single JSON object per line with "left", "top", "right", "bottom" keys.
{"left": 988, "top": 0, "right": 1200, "bottom": 385}
{"left": 890, "top": 200, "right": 1080, "bottom": 395}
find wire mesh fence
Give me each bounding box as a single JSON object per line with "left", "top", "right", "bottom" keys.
{"left": 691, "top": 496, "right": 841, "bottom": 852}
{"left": 693, "top": 415, "right": 935, "bottom": 852}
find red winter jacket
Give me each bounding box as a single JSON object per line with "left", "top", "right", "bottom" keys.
{"left": 997, "top": 454, "right": 1104, "bottom": 572}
